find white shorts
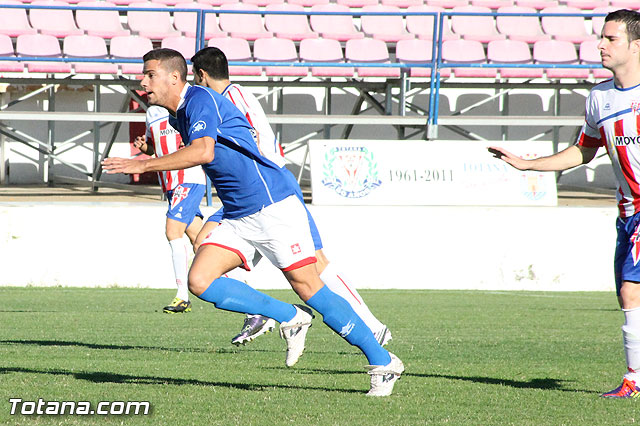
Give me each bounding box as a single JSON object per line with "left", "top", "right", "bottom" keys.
{"left": 200, "top": 195, "right": 317, "bottom": 271}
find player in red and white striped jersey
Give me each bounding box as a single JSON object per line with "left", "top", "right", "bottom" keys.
{"left": 190, "top": 47, "right": 392, "bottom": 347}
{"left": 135, "top": 105, "right": 207, "bottom": 314}
{"left": 489, "top": 10, "right": 640, "bottom": 398}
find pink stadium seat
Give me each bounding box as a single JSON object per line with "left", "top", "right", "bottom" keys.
{"left": 173, "top": 3, "right": 226, "bottom": 39}
{"left": 591, "top": 6, "right": 615, "bottom": 37}
{"left": 451, "top": 6, "right": 506, "bottom": 42}
{"left": 360, "top": 5, "right": 414, "bottom": 42}
{"left": 63, "top": 34, "right": 119, "bottom": 74}
{"left": 533, "top": 39, "right": 590, "bottom": 79}
{"left": 218, "top": 3, "right": 273, "bottom": 41}
{"left": 336, "top": 0, "right": 378, "bottom": 7}
{"left": 0, "top": 0, "right": 36, "bottom": 37}
{"left": 310, "top": 4, "right": 364, "bottom": 42}
{"left": 0, "top": 34, "right": 24, "bottom": 72}
{"left": 207, "top": 37, "right": 262, "bottom": 76}
{"left": 442, "top": 39, "right": 497, "bottom": 77}
{"left": 127, "top": 2, "right": 180, "bottom": 40}
{"left": 153, "top": 0, "right": 183, "bottom": 5}
{"left": 565, "top": 0, "right": 608, "bottom": 9}
{"left": 16, "top": 33, "right": 72, "bottom": 73}
{"left": 243, "top": 0, "right": 284, "bottom": 6}
{"left": 29, "top": 0, "right": 84, "bottom": 37}
{"left": 395, "top": 38, "right": 441, "bottom": 77}
{"left": 76, "top": 1, "right": 131, "bottom": 39}
{"left": 609, "top": 0, "right": 639, "bottom": 8}
{"left": 406, "top": 5, "right": 459, "bottom": 41}
{"left": 253, "top": 37, "right": 308, "bottom": 77}
{"left": 487, "top": 39, "right": 542, "bottom": 78}
{"left": 514, "top": 0, "right": 557, "bottom": 9}
{"left": 110, "top": 0, "right": 141, "bottom": 5}
{"left": 381, "top": 0, "right": 423, "bottom": 7}
{"left": 161, "top": 36, "right": 197, "bottom": 60}
{"left": 345, "top": 37, "right": 401, "bottom": 78}
{"left": 471, "top": 0, "right": 514, "bottom": 9}
{"left": 110, "top": 35, "right": 153, "bottom": 74}
{"left": 264, "top": 3, "right": 317, "bottom": 41}
{"left": 289, "top": 0, "right": 329, "bottom": 6}
{"left": 299, "top": 37, "right": 354, "bottom": 77}
{"left": 496, "top": 6, "right": 550, "bottom": 43}
{"left": 197, "top": 0, "right": 236, "bottom": 5}
{"left": 540, "top": 6, "right": 596, "bottom": 43}
{"left": 426, "top": 0, "right": 468, "bottom": 8}
{"left": 579, "top": 39, "right": 612, "bottom": 79}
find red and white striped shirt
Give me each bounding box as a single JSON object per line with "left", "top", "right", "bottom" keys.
{"left": 221, "top": 83, "right": 286, "bottom": 168}
{"left": 577, "top": 79, "right": 640, "bottom": 218}
{"left": 145, "top": 105, "right": 205, "bottom": 192}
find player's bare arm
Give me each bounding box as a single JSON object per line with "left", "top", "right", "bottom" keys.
{"left": 488, "top": 144, "right": 598, "bottom": 172}
{"left": 102, "top": 136, "right": 214, "bottom": 175}
{"left": 133, "top": 135, "right": 154, "bottom": 156}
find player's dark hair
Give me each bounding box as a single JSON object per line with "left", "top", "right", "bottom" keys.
{"left": 605, "top": 9, "right": 640, "bottom": 42}
{"left": 142, "top": 48, "right": 188, "bottom": 82}
{"left": 191, "top": 47, "right": 230, "bottom": 81}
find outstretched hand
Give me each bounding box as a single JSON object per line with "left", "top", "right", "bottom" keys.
{"left": 487, "top": 146, "right": 530, "bottom": 171}
{"left": 101, "top": 157, "right": 146, "bottom": 175}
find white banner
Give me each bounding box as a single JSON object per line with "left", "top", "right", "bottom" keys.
{"left": 309, "top": 140, "right": 558, "bottom": 206}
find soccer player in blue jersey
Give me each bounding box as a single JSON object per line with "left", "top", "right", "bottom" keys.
{"left": 102, "top": 48, "right": 403, "bottom": 396}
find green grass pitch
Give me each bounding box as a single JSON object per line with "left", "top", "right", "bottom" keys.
{"left": 0, "top": 287, "right": 639, "bottom": 425}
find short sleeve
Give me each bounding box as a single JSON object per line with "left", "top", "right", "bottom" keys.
{"left": 576, "top": 91, "right": 604, "bottom": 148}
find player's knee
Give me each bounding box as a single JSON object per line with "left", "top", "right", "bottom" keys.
{"left": 188, "top": 270, "right": 217, "bottom": 296}
{"left": 620, "top": 281, "right": 640, "bottom": 309}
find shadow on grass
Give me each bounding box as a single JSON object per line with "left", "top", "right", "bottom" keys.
{"left": 419, "top": 373, "right": 597, "bottom": 394}
{"left": 0, "top": 366, "right": 363, "bottom": 394}
{"left": 0, "top": 339, "right": 277, "bottom": 355}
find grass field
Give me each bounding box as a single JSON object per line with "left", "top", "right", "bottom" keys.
{"left": 0, "top": 287, "right": 638, "bottom": 425}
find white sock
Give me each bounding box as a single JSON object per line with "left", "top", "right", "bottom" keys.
{"left": 622, "top": 307, "right": 640, "bottom": 381}
{"left": 169, "top": 238, "right": 190, "bottom": 301}
{"left": 319, "top": 262, "right": 385, "bottom": 332}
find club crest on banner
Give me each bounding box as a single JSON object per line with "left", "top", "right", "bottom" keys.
{"left": 321, "top": 146, "right": 382, "bottom": 199}
{"left": 520, "top": 153, "right": 547, "bottom": 201}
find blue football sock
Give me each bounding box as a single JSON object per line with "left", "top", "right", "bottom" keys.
{"left": 198, "top": 277, "right": 296, "bottom": 323}
{"left": 306, "top": 285, "right": 391, "bottom": 366}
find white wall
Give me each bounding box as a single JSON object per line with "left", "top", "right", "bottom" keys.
{"left": 0, "top": 202, "right": 619, "bottom": 292}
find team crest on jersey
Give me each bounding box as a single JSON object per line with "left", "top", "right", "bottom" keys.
{"left": 170, "top": 186, "right": 190, "bottom": 209}
{"left": 290, "top": 243, "right": 301, "bottom": 255}
{"left": 191, "top": 120, "right": 206, "bottom": 134}
{"left": 321, "top": 146, "right": 382, "bottom": 199}
{"left": 632, "top": 101, "right": 640, "bottom": 115}
{"left": 631, "top": 225, "right": 640, "bottom": 266}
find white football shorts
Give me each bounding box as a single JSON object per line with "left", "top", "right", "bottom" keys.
{"left": 200, "top": 195, "right": 317, "bottom": 271}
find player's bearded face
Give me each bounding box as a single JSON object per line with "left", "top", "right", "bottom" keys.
{"left": 141, "top": 60, "right": 171, "bottom": 107}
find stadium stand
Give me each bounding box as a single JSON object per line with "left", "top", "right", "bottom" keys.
{"left": 173, "top": 3, "right": 227, "bottom": 39}
{"left": 395, "top": 38, "right": 438, "bottom": 77}
{"left": 288, "top": 0, "right": 330, "bottom": 6}
{"left": 243, "top": 0, "right": 285, "bottom": 6}
{"left": 360, "top": 5, "right": 414, "bottom": 42}
{"left": 299, "top": 37, "right": 355, "bottom": 77}
{"left": 487, "top": 39, "right": 543, "bottom": 78}
{"left": 110, "top": 35, "right": 153, "bottom": 74}
{"left": 450, "top": 6, "right": 506, "bottom": 42}
{"left": 76, "top": 1, "right": 131, "bottom": 39}
{"left": 218, "top": 3, "right": 273, "bottom": 40}
{"left": 345, "top": 37, "right": 401, "bottom": 78}
{"left": 406, "top": 5, "right": 458, "bottom": 40}
{"left": 533, "top": 39, "right": 591, "bottom": 79}
{"left": 0, "top": 0, "right": 36, "bottom": 37}
{"left": 29, "top": 0, "right": 84, "bottom": 38}
{"left": 309, "top": 4, "right": 364, "bottom": 41}
{"left": 381, "top": 0, "right": 423, "bottom": 8}
{"left": 579, "top": 39, "right": 613, "bottom": 79}
{"left": 253, "top": 37, "right": 308, "bottom": 77}
{"left": 496, "top": 6, "right": 550, "bottom": 42}
{"left": 16, "top": 33, "right": 72, "bottom": 73}
{"left": 336, "top": 0, "right": 378, "bottom": 8}
{"left": 207, "top": 37, "right": 263, "bottom": 76}
{"left": 0, "top": 34, "right": 24, "bottom": 72}
{"left": 540, "top": 5, "right": 597, "bottom": 43}
{"left": 441, "top": 38, "right": 498, "bottom": 77}
{"left": 127, "top": 2, "right": 181, "bottom": 40}
{"left": 63, "top": 34, "right": 119, "bottom": 74}
{"left": 160, "top": 35, "right": 198, "bottom": 61}
{"left": 264, "top": 3, "right": 317, "bottom": 41}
